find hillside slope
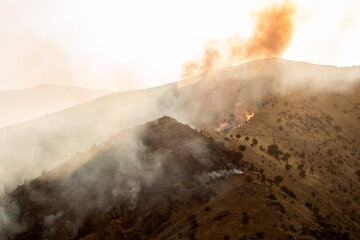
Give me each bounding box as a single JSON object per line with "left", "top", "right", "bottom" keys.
{"left": 0, "top": 84, "right": 112, "bottom": 128}
{"left": 202, "top": 83, "right": 360, "bottom": 239}
{"left": 0, "top": 58, "right": 359, "bottom": 193}
{"left": 3, "top": 116, "right": 243, "bottom": 240}
{"left": 3, "top": 111, "right": 359, "bottom": 239}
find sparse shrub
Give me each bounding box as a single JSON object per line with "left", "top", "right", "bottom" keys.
{"left": 259, "top": 146, "right": 265, "bottom": 151}
{"left": 299, "top": 169, "right": 306, "bottom": 178}
{"left": 236, "top": 134, "right": 241, "bottom": 138}
{"left": 224, "top": 235, "right": 230, "bottom": 240}
{"left": 280, "top": 186, "right": 297, "bottom": 199}
{"left": 312, "top": 206, "right": 320, "bottom": 216}
{"left": 274, "top": 175, "right": 284, "bottom": 184}
{"left": 245, "top": 136, "right": 249, "bottom": 141}
{"left": 242, "top": 212, "right": 249, "bottom": 224}
{"left": 327, "top": 149, "right": 334, "bottom": 157}
{"left": 204, "top": 206, "right": 211, "bottom": 212}
{"left": 245, "top": 176, "right": 253, "bottom": 183}
{"left": 285, "top": 163, "right": 292, "bottom": 171}
{"left": 255, "top": 231, "right": 265, "bottom": 239}
{"left": 297, "top": 163, "right": 305, "bottom": 170}
{"left": 283, "top": 153, "right": 291, "bottom": 161}
{"left": 251, "top": 138, "right": 258, "bottom": 146}
{"left": 299, "top": 152, "right": 305, "bottom": 158}
{"left": 356, "top": 169, "right": 360, "bottom": 177}
{"left": 305, "top": 202, "right": 312, "bottom": 210}
{"left": 239, "top": 145, "right": 246, "bottom": 151}
{"left": 324, "top": 114, "right": 333, "bottom": 123}
{"left": 279, "top": 126, "right": 284, "bottom": 131}
{"left": 268, "top": 193, "right": 277, "bottom": 200}
{"left": 334, "top": 125, "right": 342, "bottom": 133}
{"left": 224, "top": 137, "right": 230, "bottom": 141}
{"left": 213, "top": 210, "right": 230, "bottom": 221}
{"left": 267, "top": 144, "right": 283, "bottom": 159}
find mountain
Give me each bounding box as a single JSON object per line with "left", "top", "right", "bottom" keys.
{"left": 2, "top": 113, "right": 359, "bottom": 239}
{"left": 2, "top": 116, "right": 242, "bottom": 239}
{"left": 0, "top": 58, "right": 359, "bottom": 193}
{"left": 0, "top": 84, "right": 112, "bottom": 128}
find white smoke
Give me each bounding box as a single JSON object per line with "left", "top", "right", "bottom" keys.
{"left": 199, "top": 168, "right": 243, "bottom": 183}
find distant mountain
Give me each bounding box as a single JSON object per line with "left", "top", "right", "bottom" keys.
{"left": 0, "top": 84, "right": 112, "bottom": 128}
{"left": 0, "top": 58, "right": 359, "bottom": 193}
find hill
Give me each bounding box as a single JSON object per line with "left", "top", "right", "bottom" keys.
{"left": 0, "top": 58, "right": 359, "bottom": 193}
{"left": 2, "top": 116, "right": 242, "bottom": 239}
{"left": 0, "top": 84, "right": 112, "bottom": 128}
{"left": 2, "top": 112, "right": 359, "bottom": 239}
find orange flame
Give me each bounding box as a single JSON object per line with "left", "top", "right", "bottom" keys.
{"left": 245, "top": 111, "right": 255, "bottom": 122}
{"left": 216, "top": 121, "right": 229, "bottom": 131}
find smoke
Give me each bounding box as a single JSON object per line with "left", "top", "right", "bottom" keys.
{"left": 182, "top": 1, "right": 296, "bottom": 78}
{"left": 0, "top": 198, "right": 23, "bottom": 239}
{"left": 198, "top": 168, "right": 243, "bottom": 183}
{"left": 0, "top": 116, "right": 245, "bottom": 238}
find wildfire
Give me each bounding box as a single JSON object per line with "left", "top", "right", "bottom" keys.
{"left": 217, "top": 110, "right": 255, "bottom": 133}
{"left": 216, "top": 121, "right": 229, "bottom": 131}
{"left": 245, "top": 111, "right": 255, "bottom": 122}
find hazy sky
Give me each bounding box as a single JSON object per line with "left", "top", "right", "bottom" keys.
{"left": 0, "top": 0, "right": 359, "bottom": 91}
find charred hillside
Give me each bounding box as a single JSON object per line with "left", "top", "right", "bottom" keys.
{"left": 4, "top": 117, "right": 243, "bottom": 240}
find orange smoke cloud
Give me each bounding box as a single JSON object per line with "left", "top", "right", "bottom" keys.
{"left": 182, "top": 1, "right": 296, "bottom": 78}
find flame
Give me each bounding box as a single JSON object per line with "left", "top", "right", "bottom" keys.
{"left": 216, "top": 121, "right": 229, "bottom": 131}
{"left": 245, "top": 111, "right": 255, "bottom": 122}
{"left": 216, "top": 110, "right": 255, "bottom": 132}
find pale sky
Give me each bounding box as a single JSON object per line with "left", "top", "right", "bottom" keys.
{"left": 0, "top": 0, "right": 359, "bottom": 91}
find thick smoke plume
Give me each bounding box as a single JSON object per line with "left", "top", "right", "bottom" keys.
{"left": 182, "top": 1, "right": 295, "bottom": 78}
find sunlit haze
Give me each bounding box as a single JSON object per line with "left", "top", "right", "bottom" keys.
{"left": 0, "top": 0, "right": 359, "bottom": 91}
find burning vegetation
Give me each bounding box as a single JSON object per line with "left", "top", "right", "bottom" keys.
{"left": 217, "top": 110, "right": 255, "bottom": 133}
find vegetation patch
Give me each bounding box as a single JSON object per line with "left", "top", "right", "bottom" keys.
{"left": 280, "top": 186, "right": 297, "bottom": 199}
{"left": 267, "top": 144, "right": 283, "bottom": 159}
